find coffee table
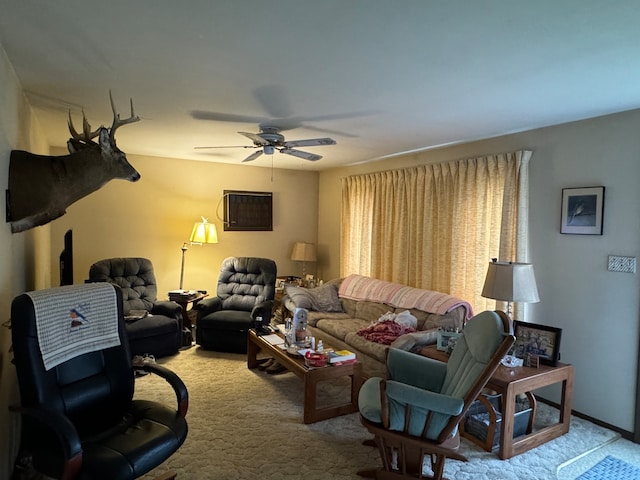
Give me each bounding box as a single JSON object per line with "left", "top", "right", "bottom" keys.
{"left": 247, "top": 329, "right": 362, "bottom": 424}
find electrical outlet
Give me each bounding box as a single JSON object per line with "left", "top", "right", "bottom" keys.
{"left": 608, "top": 255, "right": 636, "bottom": 274}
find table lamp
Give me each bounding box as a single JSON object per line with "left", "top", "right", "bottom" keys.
{"left": 481, "top": 259, "right": 540, "bottom": 319}
{"left": 290, "top": 241, "right": 316, "bottom": 278}
{"left": 179, "top": 217, "right": 218, "bottom": 290}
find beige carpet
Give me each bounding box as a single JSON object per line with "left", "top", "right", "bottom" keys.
{"left": 137, "top": 347, "right": 620, "bottom": 480}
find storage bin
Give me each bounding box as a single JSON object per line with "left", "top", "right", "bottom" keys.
{"left": 463, "top": 393, "right": 533, "bottom": 450}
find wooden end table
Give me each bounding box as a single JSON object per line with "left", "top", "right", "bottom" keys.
{"left": 420, "top": 345, "right": 574, "bottom": 459}
{"left": 247, "top": 329, "right": 362, "bottom": 424}
{"left": 171, "top": 292, "right": 207, "bottom": 333}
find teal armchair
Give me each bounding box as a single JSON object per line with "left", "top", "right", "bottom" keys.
{"left": 358, "top": 310, "right": 514, "bottom": 480}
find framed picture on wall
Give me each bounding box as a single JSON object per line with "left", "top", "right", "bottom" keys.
{"left": 513, "top": 320, "right": 562, "bottom": 366}
{"left": 560, "top": 186, "right": 605, "bottom": 235}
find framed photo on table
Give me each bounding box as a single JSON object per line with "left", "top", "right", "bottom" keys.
{"left": 560, "top": 186, "right": 605, "bottom": 235}
{"left": 513, "top": 321, "right": 562, "bottom": 366}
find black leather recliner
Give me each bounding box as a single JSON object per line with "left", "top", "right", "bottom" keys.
{"left": 10, "top": 283, "right": 188, "bottom": 480}
{"left": 88, "top": 257, "right": 183, "bottom": 358}
{"left": 195, "top": 256, "right": 277, "bottom": 352}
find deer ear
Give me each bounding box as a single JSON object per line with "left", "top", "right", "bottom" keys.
{"left": 98, "top": 128, "right": 112, "bottom": 152}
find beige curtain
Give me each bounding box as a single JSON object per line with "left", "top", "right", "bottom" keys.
{"left": 341, "top": 150, "right": 532, "bottom": 314}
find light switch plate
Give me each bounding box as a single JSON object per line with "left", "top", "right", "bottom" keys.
{"left": 608, "top": 255, "right": 636, "bottom": 273}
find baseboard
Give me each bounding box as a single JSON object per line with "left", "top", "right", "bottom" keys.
{"left": 538, "top": 396, "right": 634, "bottom": 442}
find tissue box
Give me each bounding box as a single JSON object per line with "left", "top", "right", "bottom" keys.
{"left": 463, "top": 394, "right": 532, "bottom": 450}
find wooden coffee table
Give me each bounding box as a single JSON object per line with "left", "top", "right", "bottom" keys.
{"left": 247, "top": 329, "right": 362, "bottom": 424}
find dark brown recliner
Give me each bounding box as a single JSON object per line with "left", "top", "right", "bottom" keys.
{"left": 195, "top": 256, "right": 277, "bottom": 352}
{"left": 10, "top": 283, "right": 188, "bottom": 480}
{"left": 88, "top": 257, "right": 183, "bottom": 358}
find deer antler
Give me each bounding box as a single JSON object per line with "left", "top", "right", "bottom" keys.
{"left": 67, "top": 109, "right": 101, "bottom": 145}
{"left": 109, "top": 90, "right": 140, "bottom": 141}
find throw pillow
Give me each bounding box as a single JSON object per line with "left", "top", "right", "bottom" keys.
{"left": 285, "top": 284, "right": 343, "bottom": 312}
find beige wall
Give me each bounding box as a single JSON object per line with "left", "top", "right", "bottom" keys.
{"left": 0, "top": 44, "right": 50, "bottom": 479}
{"left": 50, "top": 153, "right": 319, "bottom": 294}
{"left": 319, "top": 110, "right": 640, "bottom": 434}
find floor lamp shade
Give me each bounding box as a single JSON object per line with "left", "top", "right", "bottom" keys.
{"left": 190, "top": 218, "right": 218, "bottom": 245}
{"left": 180, "top": 217, "right": 218, "bottom": 290}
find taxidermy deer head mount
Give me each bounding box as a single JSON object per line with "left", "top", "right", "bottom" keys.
{"left": 6, "top": 91, "right": 141, "bottom": 233}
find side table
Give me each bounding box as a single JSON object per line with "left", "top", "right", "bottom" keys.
{"left": 171, "top": 292, "right": 208, "bottom": 335}
{"left": 419, "top": 345, "right": 574, "bottom": 459}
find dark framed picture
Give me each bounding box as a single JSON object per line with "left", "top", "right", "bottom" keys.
{"left": 560, "top": 186, "right": 605, "bottom": 235}
{"left": 513, "top": 321, "right": 562, "bottom": 366}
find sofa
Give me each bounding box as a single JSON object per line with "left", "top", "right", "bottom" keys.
{"left": 283, "top": 274, "right": 473, "bottom": 379}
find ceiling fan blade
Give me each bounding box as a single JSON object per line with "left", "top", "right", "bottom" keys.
{"left": 242, "top": 150, "right": 264, "bottom": 162}
{"left": 239, "top": 131, "right": 270, "bottom": 145}
{"left": 253, "top": 85, "right": 292, "bottom": 119}
{"left": 280, "top": 148, "right": 322, "bottom": 161}
{"left": 190, "top": 110, "right": 270, "bottom": 124}
{"left": 194, "top": 145, "right": 256, "bottom": 149}
{"left": 284, "top": 137, "right": 336, "bottom": 148}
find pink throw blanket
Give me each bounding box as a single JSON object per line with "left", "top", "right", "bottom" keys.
{"left": 339, "top": 274, "right": 473, "bottom": 319}
{"left": 356, "top": 320, "right": 416, "bottom": 345}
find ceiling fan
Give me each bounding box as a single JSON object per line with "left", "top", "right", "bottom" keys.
{"left": 194, "top": 126, "right": 336, "bottom": 162}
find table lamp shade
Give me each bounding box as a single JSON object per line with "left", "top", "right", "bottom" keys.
{"left": 190, "top": 218, "right": 218, "bottom": 245}
{"left": 481, "top": 260, "right": 540, "bottom": 303}
{"left": 290, "top": 242, "right": 317, "bottom": 262}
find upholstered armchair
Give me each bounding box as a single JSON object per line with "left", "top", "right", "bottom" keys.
{"left": 88, "top": 257, "right": 183, "bottom": 358}
{"left": 10, "top": 283, "right": 188, "bottom": 480}
{"left": 358, "top": 310, "right": 514, "bottom": 480}
{"left": 195, "top": 256, "right": 277, "bottom": 352}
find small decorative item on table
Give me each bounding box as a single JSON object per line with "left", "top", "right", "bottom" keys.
{"left": 325, "top": 349, "right": 357, "bottom": 365}
{"left": 437, "top": 328, "right": 462, "bottom": 352}
{"left": 305, "top": 351, "right": 328, "bottom": 368}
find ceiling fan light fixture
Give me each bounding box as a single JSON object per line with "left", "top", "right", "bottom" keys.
{"left": 264, "top": 145, "right": 275, "bottom": 155}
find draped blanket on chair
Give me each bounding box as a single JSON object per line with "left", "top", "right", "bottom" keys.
{"left": 27, "top": 283, "right": 120, "bottom": 370}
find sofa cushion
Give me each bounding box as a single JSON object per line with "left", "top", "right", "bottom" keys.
{"left": 306, "top": 310, "right": 351, "bottom": 327}
{"left": 344, "top": 332, "right": 389, "bottom": 362}
{"left": 355, "top": 301, "right": 393, "bottom": 322}
{"left": 285, "top": 283, "right": 343, "bottom": 312}
{"left": 340, "top": 298, "right": 358, "bottom": 317}
{"left": 315, "top": 318, "right": 369, "bottom": 342}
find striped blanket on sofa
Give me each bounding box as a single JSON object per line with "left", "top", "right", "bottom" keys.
{"left": 338, "top": 274, "right": 473, "bottom": 320}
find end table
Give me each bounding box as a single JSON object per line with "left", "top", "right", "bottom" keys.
{"left": 171, "top": 292, "right": 208, "bottom": 336}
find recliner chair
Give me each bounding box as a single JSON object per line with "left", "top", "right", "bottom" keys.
{"left": 87, "top": 257, "right": 183, "bottom": 358}
{"left": 10, "top": 283, "right": 188, "bottom": 480}
{"left": 195, "top": 256, "right": 277, "bottom": 352}
{"left": 357, "top": 310, "right": 514, "bottom": 480}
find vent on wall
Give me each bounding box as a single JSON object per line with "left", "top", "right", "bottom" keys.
{"left": 223, "top": 190, "right": 273, "bottom": 231}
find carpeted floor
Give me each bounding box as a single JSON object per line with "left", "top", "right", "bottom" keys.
{"left": 137, "top": 346, "right": 623, "bottom": 479}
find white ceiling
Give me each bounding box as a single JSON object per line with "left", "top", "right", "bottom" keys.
{"left": 2, "top": 1, "right": 640, "bottom": 171}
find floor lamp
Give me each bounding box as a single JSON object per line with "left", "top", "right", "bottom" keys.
{"left": 179, "top": 217, "right": 218, "bottom": 291}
